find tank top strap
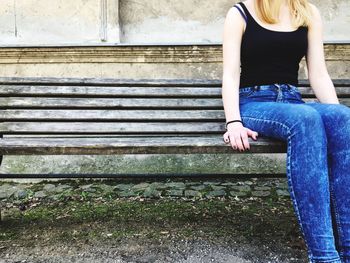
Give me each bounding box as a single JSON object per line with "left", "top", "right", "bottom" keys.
{"left": 233, "top": 2, "right": 247, "bottom": 23}
{"left": 236, "top": 2, "right": 250, "bottom": 20}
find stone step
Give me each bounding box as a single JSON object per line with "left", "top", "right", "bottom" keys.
{"left": 0, "top": 43, "right": 349, "bottom": 79}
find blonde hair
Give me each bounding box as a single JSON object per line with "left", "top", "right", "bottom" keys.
{"left": 254, "top": 0, "right": 313, "bottom": 28}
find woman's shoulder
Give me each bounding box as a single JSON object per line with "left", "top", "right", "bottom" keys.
{"left": 307, "top": 2, "right": 322, "bottom": 19}
{"left": 306, "top": 2, "right": 322, "bottom": 29}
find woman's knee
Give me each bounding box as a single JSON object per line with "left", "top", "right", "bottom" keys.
{"left": 326, "top": 103, "right": 350, "bottom": 126}
{"left": 290, "top": 105, "right": 325, "bottom": 133}
{"left": 324, "top": 104, "right": 350, "bottom": 148}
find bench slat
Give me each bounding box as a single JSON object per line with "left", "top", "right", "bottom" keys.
{"left": 0, "top": 109, "right": 224, "bottom": 121}
{"left": 0, "top": 85, "right": 221, "bottom": 97}
{"left": 1, "top": 98, "right": 350, "bottom": 108}
{"left": 0, "top": 122, "right": 226, "bottom": 134}
{"left": 0, "top": 98, "right": 222, "bottom": 108}
{"left": 0, "top": 136, "right": 287, "bottom": 154}
{"left": 0, "top": 85, "right": 349, "bottom": 97}
{"left": 0, "top": 77, "right": 349, "bottom": 87}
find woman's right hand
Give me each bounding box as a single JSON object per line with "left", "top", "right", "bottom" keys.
{"left": 223, "top": 122, "right": 259, "bottom": 152}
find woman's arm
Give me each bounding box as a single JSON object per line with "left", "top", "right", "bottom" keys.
{"left": 222, "top": 6, "right": 245, "bottom": 124}
{"left": 222, "top": 5, "right": 258, "bottom": 152}
{"left": 306, "top": 3, "right": 339, "bottom": 104}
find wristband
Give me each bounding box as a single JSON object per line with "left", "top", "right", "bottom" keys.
{"left": 225, "top": 120, "right": 242, "bottom": 130}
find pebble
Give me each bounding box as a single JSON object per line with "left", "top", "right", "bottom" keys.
{"left": 142, "top": 188, "right": 161, "bottom": 198}
{"left": 252, "top": 191, "right": 271, "bottom": 197}
{"left": 43, "top": 184, "right": 56, "bottom": 192}
{"left": 210, "top": 185, "right": 226, "bottom": 191}
{"left": 17, "top": 190, "right": 28, "bottom": 199}
{"left": 166, "top": 189, "right": 183, "bottom": 197}
{"left": 230, "top": 191, "right": 248, "bottom": 197}
{"left": 190, "top": 185, "right": 206, "bottom": 191}
{"left": 253, "top": 186, "right": 271, "bottom": 191}
{"left": 184, "top": 190, "right": 202, "bottom": 198}
{"left": 132, "top": 183, "right": 150, "bottom": 191}
{"left": 206, "top": 190, "right": 226, "bottom": 197}
{"left": 231, "top": 185, "right": 251, "bottom": 192}
{"left": 276, "top": 189, "right": 290, "bottom": 197}
{"left": 34, "top": 191, "right": 47, "bottom": 198}
{"left": 165, "top": 182, "right": 186, "bottom": 189}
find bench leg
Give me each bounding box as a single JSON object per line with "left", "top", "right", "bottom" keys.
{"left": 0, "top": 134, "right": 2, "bottom": 221}
{"left": 0, "top": 134, "right": 2, "bottom": 167}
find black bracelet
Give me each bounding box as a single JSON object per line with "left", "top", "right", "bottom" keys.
{"left": 225, "top": 120, "right": 242, "bottom": 130}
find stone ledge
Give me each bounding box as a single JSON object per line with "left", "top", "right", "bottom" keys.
{"left": 0, "top": 43, "right": 348, "bottom": 64}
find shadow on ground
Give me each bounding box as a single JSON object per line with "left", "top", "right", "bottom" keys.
{"left": 0, "top": 193, "right": 308, "bottom": 263}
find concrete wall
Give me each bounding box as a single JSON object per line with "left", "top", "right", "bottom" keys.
{"left": 0, "top": 0, "right": 120, "bottom": 45}
{"left": 120, "top": 0, "right": 350, "bottom": 43}
{"left": 0, "top": 0, "right": 349, "bottom": 46}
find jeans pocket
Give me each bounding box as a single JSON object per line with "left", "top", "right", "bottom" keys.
{"left": 290, "top": 89, "right": 303, "bottom": 101}
{"left": 287, "top": 84, "right": 302, "bottom": 96}
{"left": 239, "top": 86, "right": 257, "bottom": 98}
{"left": 285, "top": 84, "right": 305, "bottom": 103}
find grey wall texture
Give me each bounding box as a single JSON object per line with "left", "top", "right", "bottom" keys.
{"left": 0, "top": 0, "right": 349, "bottom": 46}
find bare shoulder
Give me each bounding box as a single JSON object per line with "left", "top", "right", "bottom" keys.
{"left": 224, "top": 2, "right": 246, "bottom": 32}
{"left": 307, "top": 2, "right": 322, "bottom": 26}
{"left": 307, "top": 2, "right": 319, "bottom": 13}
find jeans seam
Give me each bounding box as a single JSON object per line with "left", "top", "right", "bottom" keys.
{"left": 241, "top": 116, "right": 314, "bottom": 260}
{"left": 329, "top": 179, "right": 344, "bottom": 258}
{"left": 311, "top": 259, "right": 342, "bottom": 263}
{"left": 329, "top": 148, "right": 350, "bottom": 156}
{"left": 329, "top": 151, "right": 350, "bottom": 258}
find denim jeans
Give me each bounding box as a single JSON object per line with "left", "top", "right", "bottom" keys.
{"left": 239, "top": 83, "right": 350, "bottom": 263}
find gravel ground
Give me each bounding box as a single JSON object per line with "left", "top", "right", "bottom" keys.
{"left": 0, "top": 238, "right": 306, "bottom": 263}
{"left": 0, "top": 179, "right": 309, "bottom": 263}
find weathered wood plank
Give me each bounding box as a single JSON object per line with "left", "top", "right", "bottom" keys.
{"left": 0, "top": 98, "right": 223, "bottom": 108}
{"left": 0, "top": 77, "right": 223, "bottom": 87}
{"left": 0, "top": 110, "right": 224, "bottom": 121}
{"left": 0, "top": 85, "right": 221, "bottom": 97}
{"left": 0, "top": 122, "right": 226, "bottom": 133}
{"left": 0, "top": 77, "right": 349, "bottom": 87}
{"left": 0, "top": 98, "right": 349, "bottom": 109}
{"left": 0, "top": 136, "right": 287, "bottom": 154}
{"left": 0, "top": 85, "right": 349, "bottom": 97}
{"left": 2, "top": 134, "right": 217, "bottom": 138}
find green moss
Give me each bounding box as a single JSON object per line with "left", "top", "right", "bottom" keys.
{"left": 0, "top": 198, "right": 299, "bottom": 249}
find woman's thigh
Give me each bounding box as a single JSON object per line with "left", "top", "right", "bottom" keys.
{"left": 303, "top": 101, "right": 350, "bottom": 152}
{"left": 239, "top": 101, "right": 324, "bottom": 141}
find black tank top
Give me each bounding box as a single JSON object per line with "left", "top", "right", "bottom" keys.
{"left": 233, "top": 2, "right": 308, "bottom": 89}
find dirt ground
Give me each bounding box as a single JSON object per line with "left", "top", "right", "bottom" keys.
{"left": 0, "top": 193, "right": 310, "bottom": 263}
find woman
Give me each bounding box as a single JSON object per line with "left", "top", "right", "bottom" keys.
{"left": 221, "top": 0, "right": 350, "bottom": 262}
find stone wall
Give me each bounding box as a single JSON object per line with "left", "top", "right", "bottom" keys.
{"left": 0, "top": 0, "right": 349, "bottom": 46}
{"left": 0, "top": 0, "right": 120, "bottom": 45}
{"left": 120, "top": 0, "right": 350, "bottom": 43}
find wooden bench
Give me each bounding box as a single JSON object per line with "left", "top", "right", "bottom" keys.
{"left": 0, "top": 77, "right": 349, "bottom": 178}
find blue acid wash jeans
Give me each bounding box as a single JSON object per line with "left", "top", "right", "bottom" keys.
{"left": 238, "top": 83, "right": 350, "bottom": 263}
